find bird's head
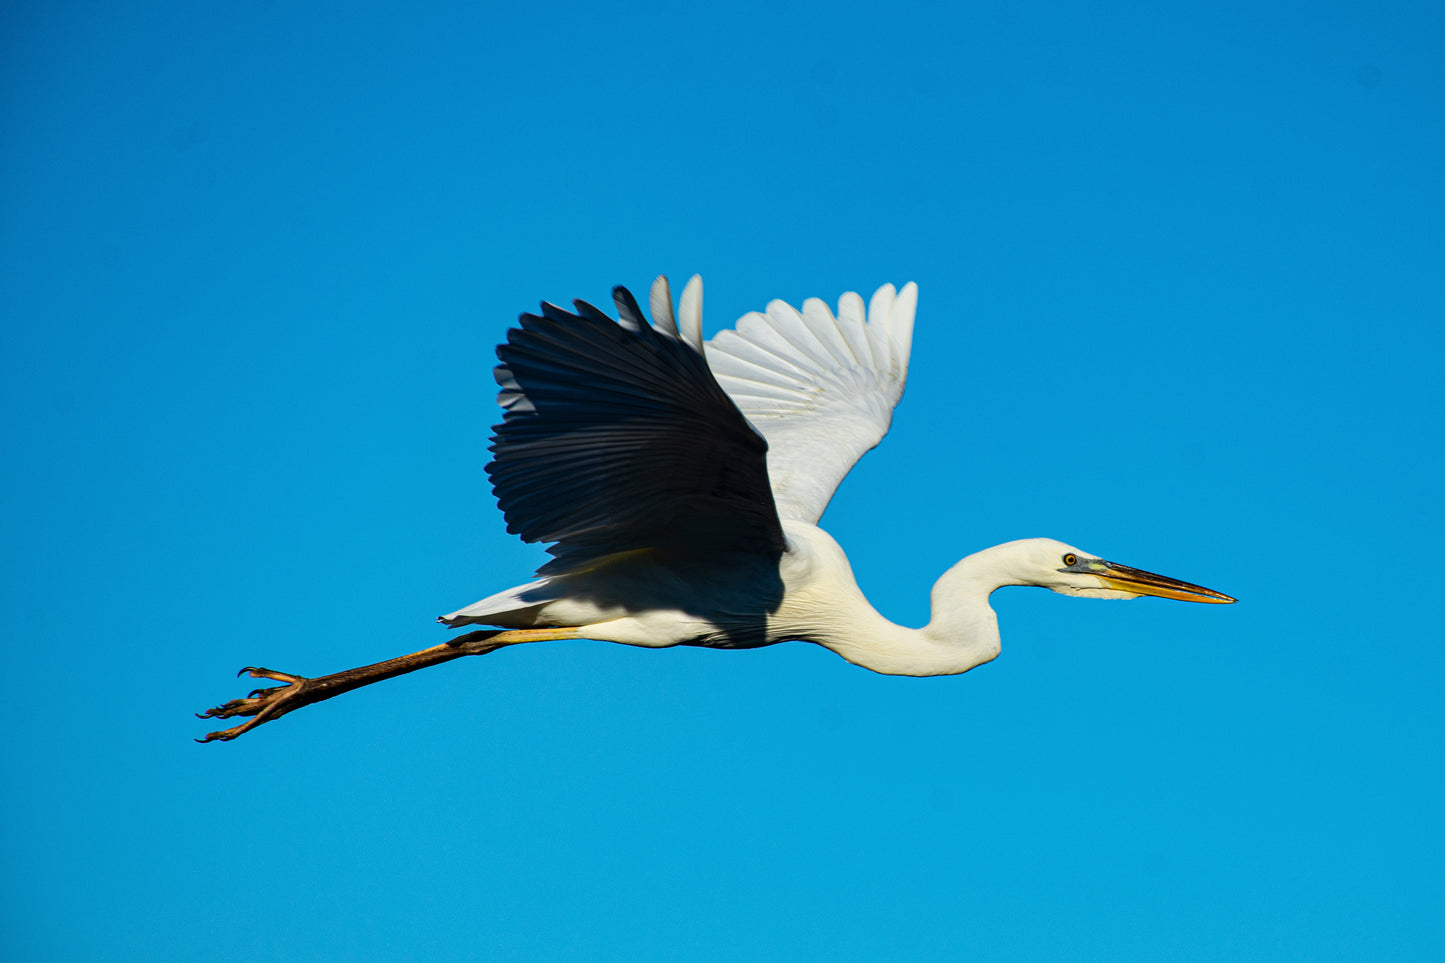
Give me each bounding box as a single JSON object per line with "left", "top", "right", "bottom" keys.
{"left": 1005, "top": 538, "right": 1235, "bottom": 603}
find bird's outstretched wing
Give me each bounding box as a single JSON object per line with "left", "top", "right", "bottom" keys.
{"left": 705, "top": 282, "right": 917, "bottom": 524}
{"left": 489, "top": 277, "right": 787, "bottom": 575}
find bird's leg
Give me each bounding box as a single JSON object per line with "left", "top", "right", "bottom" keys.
{"left": 196, "top": 626, "right": 579, "bottom": 742}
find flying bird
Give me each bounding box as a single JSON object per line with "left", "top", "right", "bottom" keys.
{"left": 199, "top": 276, "right": 1234, "bottom": 741}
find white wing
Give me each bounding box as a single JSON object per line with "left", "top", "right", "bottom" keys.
{"left": 705, "top": 282, "right": 918, "bottom": 524}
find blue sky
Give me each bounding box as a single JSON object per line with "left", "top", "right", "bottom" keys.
{"left": 3, "top": 1, "right": 1442, "bottom": 959}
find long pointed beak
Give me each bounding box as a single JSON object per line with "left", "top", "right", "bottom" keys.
{"left": 1096, "top": 562, "right": 1236, "bottom": 604}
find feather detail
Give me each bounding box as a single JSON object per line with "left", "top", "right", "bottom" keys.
{"left": 706, "top": 282, "right": 917, "bottom": 523}
{"left": 488, "top": 279, "right": 786, "bottom": 575}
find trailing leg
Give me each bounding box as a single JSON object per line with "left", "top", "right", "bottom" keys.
{"left": 196, "top": 626, "right": 578, "bottom": 742}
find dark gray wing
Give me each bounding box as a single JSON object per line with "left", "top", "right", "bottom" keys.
{"left": 488, "top": 282, "right": 787, "bottom": 575}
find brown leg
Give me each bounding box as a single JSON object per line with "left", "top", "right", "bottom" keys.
{"left": 196, "top": 627, "right": 579, "bottom": 742}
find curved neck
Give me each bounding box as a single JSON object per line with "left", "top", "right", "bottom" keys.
{"left": 919, "top": 550, "right": 1006, "bottom": 665}
{"left": 781, "top": 524, "right": 1017, "bottom": 678}
{"left": 814, "top": 551, "right": 1008, "bottom": 678}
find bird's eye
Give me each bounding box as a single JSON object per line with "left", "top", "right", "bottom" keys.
{"left": 1062, "top": 554, "right": 1078, "bottom": 566}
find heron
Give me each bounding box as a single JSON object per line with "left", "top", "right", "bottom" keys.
{"left": 199, "top": 276, "right": 1234, "bottom": 742}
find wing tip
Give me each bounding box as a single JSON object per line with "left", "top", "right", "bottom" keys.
{"left": 678, "top": 275, "right": 704, "bottom": 352}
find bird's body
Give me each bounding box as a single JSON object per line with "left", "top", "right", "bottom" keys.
{"left": 199, "top": 274, "right": 1233, "bottom": 741}
{"left": 436, "top": 276, "right": 1229, "bottom": 675}
{"left": 439, "top": 518, "right": 1004, "bottom": 676}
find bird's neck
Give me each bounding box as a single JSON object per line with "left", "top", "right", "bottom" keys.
{"left": 918, "top": 551, "right": 1009, "bottom": 668}
{"left": 782, "top": 524, "right": 1022, "bottom": 678}
{"left": 811, "top": 549, "right": 1009, "bottom": 678}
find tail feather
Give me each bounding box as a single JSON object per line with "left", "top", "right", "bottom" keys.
{"left": 437, "top": 577, "right": 565, "bottom": 628}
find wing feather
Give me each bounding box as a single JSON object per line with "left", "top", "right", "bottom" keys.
{"left": 488, "top": 285, "right": 785, "bottom": 574}
{"left": 800, "top": 298, "right": 859, "bottom": 367}
{"left": 705, "top": 282, "right": 917, "bottom": 523}
{"left": 834, "top": 292, "right": 871, "bottom": 366}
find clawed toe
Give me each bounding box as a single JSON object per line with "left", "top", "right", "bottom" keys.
{"left": 196, "top": 668, "right": 312, "bottom": 742}
{"left": 236, "top": 665, "right": 304, "bottom": 685}
{"left": 195, "top": 635, "right": 506, "bottom": 743}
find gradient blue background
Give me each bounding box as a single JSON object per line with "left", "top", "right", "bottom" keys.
{"left": 3, "top": 2, "right": 1442, "bottom": 960}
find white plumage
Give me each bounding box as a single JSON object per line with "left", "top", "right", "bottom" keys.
{"left": 706, "top": 280, "right": 915, "bottom": 523}
{"left": 199, "top": 274, "right": 1233, "bottom": 742}
{"left": 437, "top": 275, "right": 1231, "bottom": 663}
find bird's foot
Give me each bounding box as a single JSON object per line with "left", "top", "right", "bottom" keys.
{"left": 195, "top": 632, "right": 523, "bottom": 743}
{"left": 196, "top": 667, "right": 312, "bottom": 742}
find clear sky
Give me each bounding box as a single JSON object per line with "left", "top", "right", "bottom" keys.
{"left": 3, "top": 1, "right": 1442, "bottom": 960}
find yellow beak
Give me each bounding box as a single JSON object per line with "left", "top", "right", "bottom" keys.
{"left": 1095, "top": 562, "right": 1236, "bottom": 604}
